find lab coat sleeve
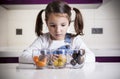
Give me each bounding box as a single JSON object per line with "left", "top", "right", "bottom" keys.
{"left": 19, "top": 37, "right": 43, "bottom": 64}
{"left": 80, "top": 42, "right": 95, "bottom": 62}
{"left": 73, "top": 36, "right": 95, "bottom": 62}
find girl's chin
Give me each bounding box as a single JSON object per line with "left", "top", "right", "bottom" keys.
{"left": 53, "top": 36, "right": 64, "bottom": 40}
{"left": 56, "top": 38, "right": 64, "bottom": 40}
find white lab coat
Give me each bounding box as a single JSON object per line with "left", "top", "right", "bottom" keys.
{"left": 19, "top": 33, "right": 95, "bottom": 63}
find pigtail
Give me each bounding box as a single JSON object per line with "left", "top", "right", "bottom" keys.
{"left": 35, "top": 9, "right": 45, "bottom": 36}
{"left": 73, "top": 8, "right": 84, "bottom": 36}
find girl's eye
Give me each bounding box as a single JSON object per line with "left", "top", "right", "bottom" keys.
{"left": 61, "top": 24, "right": 66, "bottom": 27}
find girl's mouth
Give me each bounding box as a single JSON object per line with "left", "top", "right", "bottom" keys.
{"left": 55, "top": 34, "right": 62, "bottom": 37}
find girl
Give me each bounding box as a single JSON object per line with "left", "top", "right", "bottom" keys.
{"left": 19, "top": 0, "right": 95, "bottom": 63}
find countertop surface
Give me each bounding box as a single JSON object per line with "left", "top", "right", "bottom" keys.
{"left": 0, "top": 62, "right": 120, "bottom": 79}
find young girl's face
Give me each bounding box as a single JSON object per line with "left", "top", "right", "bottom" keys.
{"left": 46, "top": 13, "right": 69, "bottom": 40}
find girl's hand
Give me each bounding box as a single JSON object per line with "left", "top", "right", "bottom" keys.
{"left": 52, "top": 54, "right": 59, "bottom": 61}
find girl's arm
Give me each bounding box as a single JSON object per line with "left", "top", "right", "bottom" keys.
{"left": 73, "top": 36, "right": 95, "bottom": 62}
{"left": 80, "top": 42, "right": 95, "bottom": 62}
{"left": 19, "top": 37, "right": 43, "bottom": 64}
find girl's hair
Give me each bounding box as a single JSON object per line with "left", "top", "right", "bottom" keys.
{"left": 35, "top": 0, "right": 84, "bottom": 37}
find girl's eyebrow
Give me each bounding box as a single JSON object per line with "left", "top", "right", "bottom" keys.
{"left": 61, "top": 23, "right": 67, "bottom": 25}
{"left": 49, "top": 22, "right": 55, "bottom": 25}
{"left": 61, "top": 23, "right": 66, "bottom": 24}
{"left": 49, "top": 22, "right": 67, "bottom": 25}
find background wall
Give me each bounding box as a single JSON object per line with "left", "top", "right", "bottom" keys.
{"left": 0, "top": 0, "right": 120, "bottom": 51}
{"left": 82, "top": 0, "right": 120, "bottom": 49}
{"left": 0, "top": 6, "right": 8, "bottom": 47}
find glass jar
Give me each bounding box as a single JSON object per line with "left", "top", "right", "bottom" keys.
{"left": 68, "top": 49, "right": 85, "bottom": 69}
{"left": 32, "top": 49, "right": 48, "bottom": 69}
{"left": 47, "top": 49, "right": 67, "bottom": 69}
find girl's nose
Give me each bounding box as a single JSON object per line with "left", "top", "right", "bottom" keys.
{"left": 56, "top": 26, "right": 61, "bottom": 33}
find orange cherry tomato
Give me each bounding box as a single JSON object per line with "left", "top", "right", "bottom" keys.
{"left": 33, "top": 56, "right": 39, "bottom": 63}
{"left": 36, "top": 61, "right": 46, "bottom": 67}
{"left": 34, "top": 56, "right": 47, "bottom": 67}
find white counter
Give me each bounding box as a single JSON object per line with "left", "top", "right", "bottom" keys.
{"left": 0, "top": 63, "right": 120, "bottom": 79}
{"left": 0, "top": 47, "right": 120, "bottom": 57}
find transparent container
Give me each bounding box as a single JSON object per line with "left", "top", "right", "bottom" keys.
{"left": 47, "top": 49, "right": 67, "bottom": 69}
{"left": 68, "top": 49, "right": 85, "bottom": 69}
{"left": 32, "top": 49, "right": 48, "bottom": 69}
